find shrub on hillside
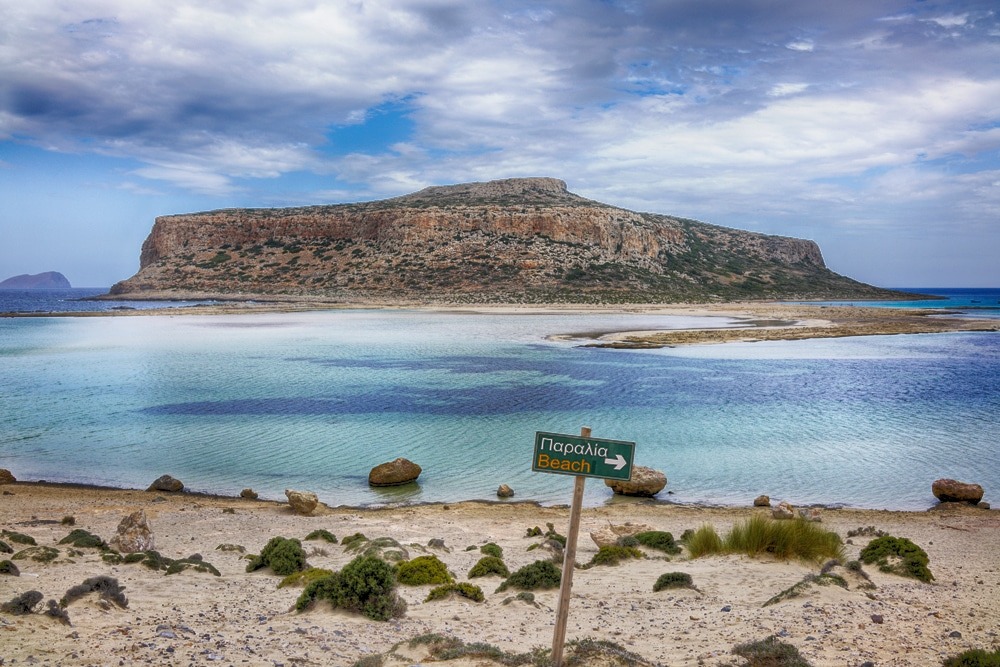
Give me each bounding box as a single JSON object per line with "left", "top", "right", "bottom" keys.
{"left": 634, "top": 531, "right": 682, "bottom": 555}
{"left": 468, "top": 556, "right": 509, "bottom": 579}
{"left": 859, "top": 535, "right": 934, "bottom": 583}
{"left": 246, "top": 536, "right": 307, "bottom": 576}
{"left": 296, "top": 555, "right": 406, "bottom": 621}
{"left": 653, "top": 572, "right": 695, "bottom": 592}
{"left": 496, "top": 560, "right": 561, "bottom": 592}
{"left": 396, "top": 555, "right": 452, "bottom": 586}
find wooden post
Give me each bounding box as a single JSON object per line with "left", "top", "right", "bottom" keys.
{"left": 550, "top": 426, "right": 590, "bottom": 667}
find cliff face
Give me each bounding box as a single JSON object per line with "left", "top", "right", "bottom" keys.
{"left": 110, "top": 177, "right": 887, "bottom": 303}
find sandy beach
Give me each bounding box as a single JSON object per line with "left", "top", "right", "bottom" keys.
{"left": 1, "top": 481, "right": 997, "bottom": 666}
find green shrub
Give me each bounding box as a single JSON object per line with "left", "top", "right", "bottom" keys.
{"left": 296, "top": 555, "right": 406, "bottom": 621}
{"left": 246, "top": 536, "right": 307, "bottom": 576}
{"left": 305, "top": 529, "right": 338, "bottom": 544}
{"left": 351, "top": 537, "right": 408, "bottom": 562}
{"left": 12, "top": 546, "right": 59, "bottom": 563}
{"left": 653, "top": 572, "right": 694, "bottom": 592}
{"left": 468, "top": 556, "right": 509, "bottom": 578}
{"left": 480, "top": 542, "right": 503, "bottom": 559}
{"left": 61, "top": 516, "right": 76, "bottom": 526}
{"left": 396, "top": 555, "right": 452, "bottom": 586}
{"left": 496, "top": 560, "right": 561, "bottom": 592}
{"left": 732, "top": 635, "right": 812, "bottom": 667}
{"left": 1, "top": 530, "right": 36, "bottom": 546}
{"left": 0, "top": 559, "right": 19, "bottom": 575}
{"left": 859, "top": 535, "right": 933, "bottom": 583}
{"left": 634, "top": 530, "right": 682, "bottom": 555}
{"left": 59, "top": 529, "right": 109, "bottom": 550}
{"left": 165, "top": 555, "right": 221, "bottom": 576}
{"left": 216, "top": 543, "right": 245, "bottom": 553}
{"left": 942, "top": 648, "right": 1000, "bottom": 667}
{"left": 725, "top": 515, "right": 844, "bottom": 562}
{"left": 278, "top": 567, "right": 334, "bottom": 589}
{"left": 425, "top": 582, "right": 485, "bottom": 603}
{"left": 0, "top": 540, "right": 11, "bottom": 554}
{"left": 583, "top": 545, "right": 644, "bottom": 568}
{"left": 685, "top": 525, "right": 724, "bottom": 558}
{"left": 341, "top": 532, "right": 368, "bottom": 549}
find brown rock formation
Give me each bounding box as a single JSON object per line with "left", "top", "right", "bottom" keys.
{"left": 368, "top": 457, "right": 422, "bottom": 487}
{"left": 604, "top": 465, "right": 667, "bottom": 497}
{"left": 109, "top": 177, "right": 894, "bottom": 303}
{"left": 932, "top": 478, "right": 984, "bottom": 504}
{"left": 110, "top": 510, "right": 155, "bottom": 553}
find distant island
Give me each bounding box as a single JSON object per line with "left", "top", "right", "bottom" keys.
{"left": 109, "top": 177, "right": 908, "bottom": 304}
{"left": 0, "top": 271, "right": 71, "bottom": 289}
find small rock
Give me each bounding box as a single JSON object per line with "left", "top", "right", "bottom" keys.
{"left": 0, "top": 469, "right": 16, "bottom": 484}
{"left": 146, "top": 474, "right": 183, "bottom": 493}
{"left": 871, "top": 614, "right": 884, "bottom": 624}
{"left": 110, "top": 510, "right": 155, "bottom": 553}
{"left": 284, "top": 489, "right": 318, "bottom": 515}
{"left": 772, "top": 501, "right": 795, "bottom": 520}
{"left": 240, "top": 488, "right": 258, "bottom": 500}
{"left": 977, "top": 501, "right": 991, "bottom": 510}
{"left": 721, "top": 605, "right": 731, "bottom": 612}
{"left": 932, "top": 478, "right": 984, "bottom": 504}
{"left": 753, "top": 495, "right": 770, "bottom": 507}
{"left": 497, "top": 484, "right": 514, "bottom": 498}
{"left": 949, "top": 630, "right": 963, "bottom": 639}
{"left": 368, "top": 458, "right": 422, "bottom": 486}
{"left": 604, "top": 465, "right": 666, "bottom": 497}
{"left": 427, "top": 538, "right": 446, "bottom": 549}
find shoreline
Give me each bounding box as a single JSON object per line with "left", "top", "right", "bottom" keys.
{"left": 2, "top": 480, "right": 997, "bottom": 666}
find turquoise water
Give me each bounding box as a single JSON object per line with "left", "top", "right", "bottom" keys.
{"left": 1, "top": 309, "right": 998, "bottom": 509}
{"left": 797, "top": 287, "right": 1000, "bottom": 319}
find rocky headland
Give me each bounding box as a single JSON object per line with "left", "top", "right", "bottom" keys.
{"left": 109, "top": 177, "right": 904, "bottom": 304}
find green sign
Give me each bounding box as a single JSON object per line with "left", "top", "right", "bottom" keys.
{"left": 532, "top": 431, "right": 635, "bottom": 481}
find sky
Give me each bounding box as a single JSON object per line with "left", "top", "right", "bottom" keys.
{"left": 1, "top": 1, "right": 999, "bottom": 288}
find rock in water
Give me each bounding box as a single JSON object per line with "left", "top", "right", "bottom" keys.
{"left": 932, "top": 478, "right": 984, "bottom": 504}
{"left": 110, "top": 510, "right": 155, "bottom": 553}
{"left": 284, "top": 489, "right": 318, "bottom": 515}
{"left": 604, "top": 465, "right": 666, "bottom": 497}
{"left": 368, "top": 458, "right": 422, "bottom": 487}
{"left": 146, "top": 474, "right": 184, "bottom": 492}
{"left": 0, "top": 469, "right": 16, "bottom": 484}
{"left": 240, "top": 488, "right": 259, "bottom": 499}
{"left": 496, "top": 484, "right": 514, "bottom": 498}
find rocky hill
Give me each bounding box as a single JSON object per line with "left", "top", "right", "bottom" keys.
{"left": 110, "top": 178, "right": 898, "bottom": 303}
{"left": 0, "top": 271, "right": 71, "bottom": 289}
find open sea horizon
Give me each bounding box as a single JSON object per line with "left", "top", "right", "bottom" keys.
{"left": 2, "top": 287, "right": 998, "bottom": 510}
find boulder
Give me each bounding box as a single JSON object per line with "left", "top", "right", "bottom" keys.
{"left": 753, "top": 495, "right": 771, "bottom": 507}
{"left": 497, "top": 484, "right": 514, "bottom": 498}
{"left": 590, "top": 522, "right": 655, "bottom": 548}
{"left": 603, "top": 465, "right": 666, "bottom": 497}
{"left": 772, "top": 501, "right": 795, "bottom": 520}
{"left": 110, "top": 510, "right": 155, "bottom": 553}
{"left": 240, "top": 488, "right": 259, "bottom": 500}
{"left": 146, "top": 474, "right": 183, "bottom": 493}
{"left": 798, "top": 507, "right": 822, "bottom": 522}
{"left": 284, "top": 489, "right": 318, "bottom": 515}
{"left": 0, "top": 469, "right": 15, "bottom": 484}
{"left": 368, "top": 458, "right": 422, "bottom": 487}
{"left": 932, "top": 478, "right": 984, "bottom": 504}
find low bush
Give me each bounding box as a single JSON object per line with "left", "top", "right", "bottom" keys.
{"left": 942, "top": 648, "right": 1000, "bottom": 667}
{"left": 246, "top": 536, "right": 307, "bottom": 576}
{"left": 1, "top": 590, "right": 42, "bottom": 614}
{"left": 583, "top": 545, "right": 644, "bottom": 568}
{"left": 305, "top": 529, "right": 338, "bottom": 544}
{"left": 12, "top": 546, "right": 59, "bottom": 563}
{"left": 685, "top": 525, "right": 724, "bottom": 558}
{"left": 732, "top": 635, "right": 812, "bottom": 666}
{"left": 296, "top": 555, "right": 406, "bottom": 621}
{"left": 634, "top": 531, "right": 682, "bottom": 555}
{"left": 653, "top": 572, "right": 694, "bottom": 592}
{"left": 468, "top": 555, "right": 509, "bottom": 578}
{"left": 278, "top": 567, "right": 334, "bottom": 589}
{"left": 480, "top": 542, "right": 503, "bottom": 559}
{"left": 0, "top": 559, "right": 19, "bottom": 576}
{"left": 59, "top": 529, "right": 109, "bottom": 550}
{"left": 396, "top": 555, "right": 452, "bottom": 586}
{"left": 1, "top": 530, "right": 36, "bottom": 546}
{"left": 0, "top": 540, "right": 11, "bottom": 554}
{"left": 340, "top": 532, "right": 368, "bottom": 549}
{"left": 60, "top": 575, "right": 128, "bottom": 608}
{"left": 496, "top": 559, "right": 561, "bottom": 592}
{"left": 425, "top": 582, "right": 485, "bottom": 603}
{"left": 859, "top": 535, "right": 933, "bottom": 583}
{"left": 165, "top": 554, "right": 221, "bottom": 576}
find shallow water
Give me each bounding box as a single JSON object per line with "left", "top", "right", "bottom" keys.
{"left": 1, "top": 309, "right": 997, "bottom": 509}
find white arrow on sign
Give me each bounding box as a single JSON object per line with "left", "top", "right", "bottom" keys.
{"left": 604, "top": 454, "right": 627, "bottom": 470}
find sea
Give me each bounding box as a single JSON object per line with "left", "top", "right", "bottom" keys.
{"left": 1, "top": 287, "right": 998, "bottom": 510}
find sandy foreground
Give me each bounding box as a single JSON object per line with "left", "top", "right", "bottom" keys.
{"left": 1, "top": 483, "right": 998, "bottom": 666}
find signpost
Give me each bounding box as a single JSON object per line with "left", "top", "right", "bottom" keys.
{"left": 532, "top": 428, "right": 636, "bottom": 667}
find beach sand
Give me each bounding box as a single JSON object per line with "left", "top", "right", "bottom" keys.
{"left": 2, "top": 482, "right": 997, "bottom": 666}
